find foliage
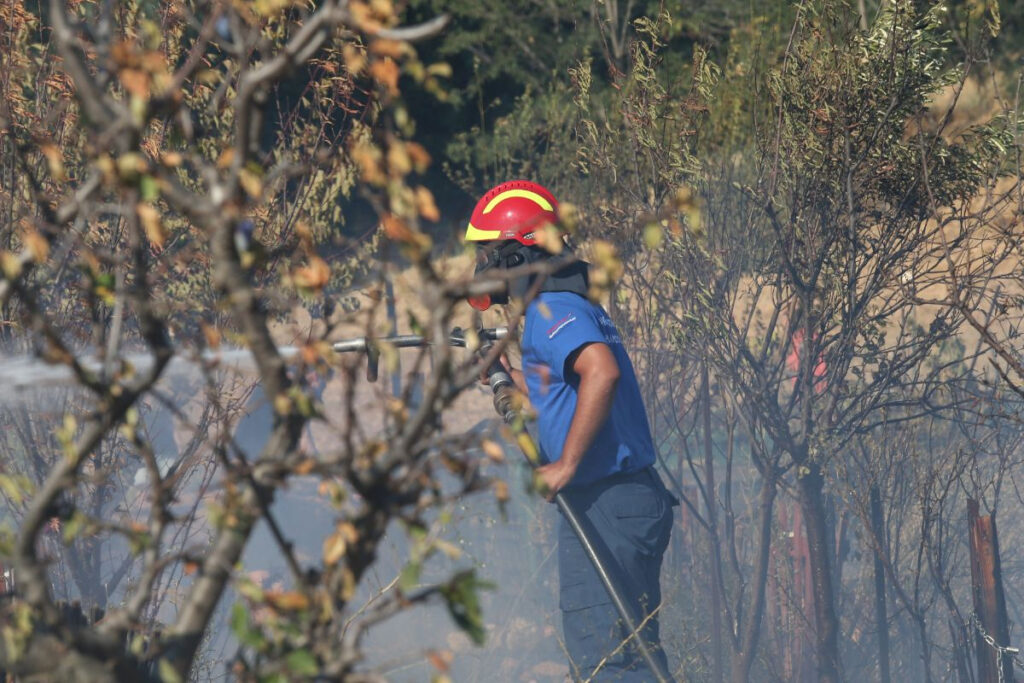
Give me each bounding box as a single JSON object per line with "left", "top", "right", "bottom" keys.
{"left": 0, "top": 0, "right": 503, "bottom": 681}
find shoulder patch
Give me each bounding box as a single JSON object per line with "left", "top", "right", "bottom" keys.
{"left": 547, "top": 313, "right": 577, "bottom": 339}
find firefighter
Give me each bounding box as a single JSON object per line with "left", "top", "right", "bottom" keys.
{"left": 466, "top": 180, "right": 677, "bottom": 681}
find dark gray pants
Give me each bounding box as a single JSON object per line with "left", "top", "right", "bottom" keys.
{"left": 558, "top": 467, "right": 676, "bottom": 681}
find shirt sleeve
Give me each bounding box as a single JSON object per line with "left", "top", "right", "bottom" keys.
{"left": 530, "top": 297, "right": 605, "bottom": 381}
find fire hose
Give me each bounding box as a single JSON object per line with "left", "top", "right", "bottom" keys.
{"left": 331, "top": 327, "right": 671, "bottom": 682}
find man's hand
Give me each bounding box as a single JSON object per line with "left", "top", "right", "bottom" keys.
{"left": 535, "top": 459, "right": 577, "bottom": 501}
{"left": 537, "top": 342, "right": 619, "bottom": 499}
{"left": 479, "top": 352, "right": 527, "bottom": 394}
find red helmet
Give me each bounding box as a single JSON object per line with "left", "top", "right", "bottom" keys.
{"left": 464, "top": 180, "right": 559, "bottom": 245}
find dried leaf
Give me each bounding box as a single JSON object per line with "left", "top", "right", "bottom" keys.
{"left": 1, "top": 251, "right": 23, "bottom": 279}
{"left": 238, "top": 168, "right": 262, "bottom": 199}
{"left": 216, "top": 147, "right": 235, "bottom": 170}
{"left": 415, "top": 186, "right": 440, "bottom": 222}
{"left": 265, "top": 590, "right": 310, "bottom": 611}
{"left": 40, "top": 143, "right": 66, "bottom": 181}
{"left": 369, "top": 39, "right": 411, "bottom": 59}
{"left": 426, "top": 650, "right": 454, "bottom": 673}
{"left": 160, "top": 151, "right": 183, "bottom": 167}
{"left": 351, "top": 143, "right": 385, "bottom": 185}
{"left": 274, "top": 393, "right": 292, "bottom": 415}
{"left": 21, "top": 227, "right": 49, "bottom": 263}
{"left": 382, "top": 214, "right": 414, "bottom": 242}
{"left": 201, "top": 323, "right": 221, "bottom": 349}
{"left": 534, "top": 224, "right": 563, "bottom": 254}
{"left": 493, "top": 480, "right": 509, "bottom": 503}
{"left": 343, "top": 44, "right": 367, "bottom": 75}
{"left": 480, "top": 439, "right": 505, "bottom": 463}
{"left": 348, "top": 1, "right": 383, "bottom": 33}
{"left": 136, "top": 203, "right": 165, "bottom": 247}
{"left": 405, "top": 142, "right": 431, "bottom": 172}
{"left": 323, "top": 530, "right": 347, "bottom": 566}
{"left": 116, "top": 153, "right": 149, "bottom": 181}
{"left": 643, "top": 222, "right": 663, "bottom": 249}
{"left": 120, "top": 68, "right": 150, "bottom": 98}
{"left": 386, "top": 141, "right": 412, "bottom": 176}
{"left": 434, "top": 538, "right": 462, "bottom": 560}
{"left": 293, "top": 256, "right": 330, "bottom": 291}
{"left": 369, "top": 58, "right": 400, "bottom": 96}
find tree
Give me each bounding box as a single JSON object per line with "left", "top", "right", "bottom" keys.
{"left": 0, "top": 1, "right": 508, "bottom": 680}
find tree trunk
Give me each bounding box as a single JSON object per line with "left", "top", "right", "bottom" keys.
{"left": 731, "top": 474, "right": 777, "bottom": 683}
{"left": 870, "top": 486, "right": 891, "bottom": 683}
{"left": 797, "top": 461, "right": 841, "bottom": 682}
{"left": 702, "top": 363, "right": 724, "bottom": 683}
{"left": 968, "top": 498, "right": 1015, "bottom": 683}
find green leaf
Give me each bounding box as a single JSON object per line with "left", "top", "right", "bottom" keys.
{"left": 230, "top": 603, "right": 266, "bottom": 649}
{"left": 399, "top": 561, "right": 421, "bottom": 592}
{"left": 158, "top": 659, "right": 183, "bottom": 683}
{"left": 286, "top": 649, "right": 319, "bottom": 676}
{"left": 140, "top": 175, "right": 160, "bottom": 202}
{"left": 441, "top": 570, "right": 494, "bottom": 646}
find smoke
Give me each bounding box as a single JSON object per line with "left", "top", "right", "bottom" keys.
{"left": 0, "top": 345, "right": 579, "bottom": 680}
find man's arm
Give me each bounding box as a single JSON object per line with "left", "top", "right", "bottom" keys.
{"left": 536, "top": 342, "right": 620, "bottom": 498}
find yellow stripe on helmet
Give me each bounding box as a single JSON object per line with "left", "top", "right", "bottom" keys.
{"left": 482, "top": 189, "right": 554, "bottom": 215}
{"left": 465, "top": 222, "right": 502, "bottom": 241}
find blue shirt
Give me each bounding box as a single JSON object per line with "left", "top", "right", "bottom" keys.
{"left": 521, "top": 291, "right": 656, "bottom": 487}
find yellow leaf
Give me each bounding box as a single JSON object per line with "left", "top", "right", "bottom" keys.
{"left": 369, "top": 58, "right": 400, "bottom": 95}
{"left": 201, "top": 322, "right": 221, "bottom": 350}
{"left": 340, "top": 567, "right": 356, "bottom": 600}
{"left": 415, "top": 186, "right": 440, "bottom": 222}
{"left": 274, "top": 393, "right": 292, "bottom": 415}
{"left": 405, "top": 142, "right": 431, "bottom": 173}
{"left": 556, "top": 201, "right": 579, "bottom": 233}
{"left": 349, "top": 2, "right": 383, "bottom": 33}
{"left": 351, "top": 143, "right": 385, "bottom": 186}
{"left": 382, "top": 214, "right": 413, "bottom": 242}
{"left": 239, "top": 168, "right": 262, "bottom": 199}
{"left": 116, "top": 153, "right": 148, "bottom": 181}
{"left": 370, "top": 0, "right": 395, "bottom": 18}
{"left": 265, "top": 590, "right": 310, "bottom": 611}
{"left": 160, "top": 151, "right": 183, "bottom": 167}
{"left": 323, "top": 530, "right": 347, "bottom": 566}
{"left": 426, "top": 650, "right": 454, "bottom": 673}
{"left": 343, "top": 44, "right": 367, "bottom": 75}
{"left": 293, "top": 256, "right": 330, "bottom": 291}
{"left": 369, "top": 39, "right": 411, "bottom": 59}
{"left": 643, "top": 222, "right": 663, "bottom": 250}
{"left": 480, "top": 439, "right": 505, "bottom": 463}
{"left": 216, "top": 147, "right": 235, "bottom": 170}
{"left": 1, "top": 251, "right": 23, "bottom": 279}
{"left": 253, "top": 0, "right": 290, "bottom": 16}
{"left": 386, "top": 141, "right": 412, "bottom": 176}
{"left": 433, "top": 538, "right": 462, "bottom": 560}
{"left": 21, "top": 228, "right": 49, "bottom": 263}
{"left": 426, "top": 63, "right": 453, "bottom": 78}
{"left": 534, "top": 224, "right": 563, "bottom": 254}
{"left": 40, "top": 143, "right": 66, "bottom": 181}
{"left": 136, "top": 203, "right": 165, "bottom": 247}
{"left": 119, "top": 68, "right": 150, "bottom": 98}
